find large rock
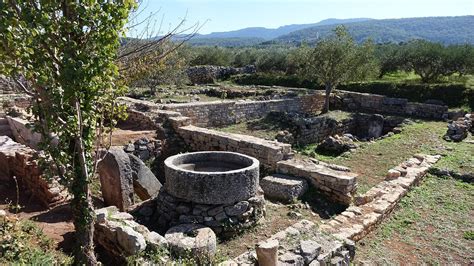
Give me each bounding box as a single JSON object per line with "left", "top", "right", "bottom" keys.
{"left": 260, "top": 174, "right": 308, "bottom": 202}
{"left": 129, "top": 154, "right": 162, "bottom": 200}
{"left": 165, "top": 224, "right": 217, "bottom": 262}
{"left": 116, "top": 224, "right": 147, "bottom": 256}
{"left": 317, "top": 135, "right": 358, "bottom": 154}
{"left": 444, "top": 115, "right": 472, "bottom": 142}
{"left": 98, "top": 148, "right": 134, "bottom": 211}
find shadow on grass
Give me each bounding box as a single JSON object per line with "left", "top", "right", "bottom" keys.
{"left": 301, "top": 186, "right": 347, "bottom": 219}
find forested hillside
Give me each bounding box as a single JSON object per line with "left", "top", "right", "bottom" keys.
{"left": 275, "top": 16, "right": 474, "bottom": 45}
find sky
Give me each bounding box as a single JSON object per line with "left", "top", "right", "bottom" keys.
{"left": 128, "top": 0, "right": 474, "bottom": 36}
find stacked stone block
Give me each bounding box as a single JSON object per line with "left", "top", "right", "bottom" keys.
{"left": 0, "top": 136, "right": 67, "bottom": 207}
{"left": 332, "top": 90, "right": 448, "bottom": 119}
{"left": 319, "top": 154, "right": 440, "bottom": 242}
{"left": 276, "top": 158, "right": 358, "bottom": 205}
{"left": 225, "top": 220, "right": 354, "bottom": 265}
{"left": 163, "top": 93, "right": 325, "bottom": 128}
{"left": 177, "top": 125, "right": 293, "bottom": 170}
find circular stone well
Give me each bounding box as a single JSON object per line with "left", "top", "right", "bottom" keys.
{"left": 164, "top": 151, "right": 260, "bottom": 205}
{"left": 138, "top": 151, "right": 266, "bottom": 236}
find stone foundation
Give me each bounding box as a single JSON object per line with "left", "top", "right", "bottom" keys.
{"left": 131, "top": 189, "right": 265, "bottom": 237}
{"left": 0, "top": 136, "right": 67, "bottom": 207}
{"left": 276, "top": 158, "right": 358, "bottom": 205}
{"left": 320, "top": 154, "right": 441, "bottom": 242}
{"left": 226, "top": 220, "right": 355, "bottom": 265}
{"left": 163, "top": 93, "right": 325, "bottom": 127}
{"left": 177, "top": 125, "right": 293, "bottom": 170}
{"left": 332, "top": 90, "right": 448, "bottom": 119}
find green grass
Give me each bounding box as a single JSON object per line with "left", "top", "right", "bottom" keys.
{"left": 355, "top": 174, "right": 474, "bottom": 264}
{"left": 0, "top": 218, "right": 72, "bottom": 265}
{"left": 297, "top": 121, "right": 449, "bottom": 193}
{"left": 215, "top": 114, "right": 291, "bottom": 141}
{"left": 432, "top": 136, "right": 474, "bottom": 175}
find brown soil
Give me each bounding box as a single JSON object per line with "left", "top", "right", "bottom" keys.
{"left": 0, "top": 178, "right": 75, "bottom": 254}
{"left": 109, "top": 128, "right": 157, "bottom": 146}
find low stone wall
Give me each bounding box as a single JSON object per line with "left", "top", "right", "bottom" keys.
{"left": 288, "top": 112, "right": 406, "bottom": 145}
{"left": 0, "top": 136, "right": 67, "bottom": 207}
{"left": 95, "top": 206, "right": 168, "bottom": 260}
{"left": 176, "top": 125, "right": 293, "bottom": 170}
{"left": 226, "top": 219, "right": 354, "bottom": 265}
{"left": 276, "top": 158, "right": 358, "bottom": 205}
{"left": 332, "top": 90, "right": 448, "bottom": 119}
{"left": 319, "top": 154, "right": 440, "bottom": 242}
{"left": 163, "top": 93, "right": 325, "bottom": 127}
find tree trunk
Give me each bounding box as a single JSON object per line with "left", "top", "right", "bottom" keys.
{"left": 322, "top": 83, "right": 332, "bottom": 114}
{"left": 71, "top": 100, "right": 97, "bottom": 265}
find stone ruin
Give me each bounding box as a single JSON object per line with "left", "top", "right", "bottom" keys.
{"left": 444, "top": 113, "right": 473, "bottom": 142}
{"left": 132, "top": 151, "right": 265, "bottom": 237}
{"left": 0, "top": 87, "right": 454, "bottom": 265}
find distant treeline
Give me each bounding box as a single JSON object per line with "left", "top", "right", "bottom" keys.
{"left": 186, "top": 40, "right": 474, "bottom": 83}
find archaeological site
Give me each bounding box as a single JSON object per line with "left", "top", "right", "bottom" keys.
{"left": 1, "top": 3, "right": 473, "bottom": 265}
{"left": 1, "top": 80, "right": 473, "bottom": 265}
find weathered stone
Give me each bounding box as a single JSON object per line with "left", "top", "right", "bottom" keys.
{"left": 225, "top": 201, "right": 250, "bottom": 216}
{"left": 279, "top": 252, "right": 304, "bottom": 266}
{"left": 164, "top": 151, "right": 260, "bottom": 205}
{"left": 299, "top": 240, "right": 321, "bottom": 264}
{"left": 386, "top": 169, "right": 401, "bottom": 180}
{"left": 255, "top": 239, "right": 279, "bottom": 266}
{"left": 116, "top": 225, "right": 147, "bottom": 256}
{"left": 260, "top": 174, "right": 308, "bottom": 202}
{"left": 129, "top": 154, "right": 162, "bottom": 200}
{"left": 165, "top": 224, "right": 217, "bottom": 262}
{"left": 97, "top": 148, "right": 134, "bottom": 211}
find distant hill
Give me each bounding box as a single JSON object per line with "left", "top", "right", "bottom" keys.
{"left": 186, "top": 37, "right": 266, "bottom": 47}
{"left": 275, "top": 16, "right": 474, "bottom": 45}
{"left": 186, "top": 18, "right": 372, "bottom": 46}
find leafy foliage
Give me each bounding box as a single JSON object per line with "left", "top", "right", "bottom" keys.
{"left": 0, "top": 2, "right": 134, "bottom": 264}
{"left": 0, "top": 219, "right": 71, "bottom": 264}
{"left": 296, "top": 26, "right": 377, "bottom": 112}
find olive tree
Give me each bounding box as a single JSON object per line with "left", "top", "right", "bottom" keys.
{"left": 298, "top": 26, "right": 377, "bottom": 113}
{"left": 0, "top": 1, "right": 135, "bottom": 264}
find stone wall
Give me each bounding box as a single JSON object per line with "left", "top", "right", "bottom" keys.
{"left": 287, "top": 112, "right": 406, "bottom": 145}
{"left": 176, "top": 125, "right": 293, "bottom": 170}
{"left": 0, "top": 136, "right": 67, "bottom": 207}
{"left": 332, "top": 90, "right": 448, "bottom": 119}
{"left": 131, "top": 188, "right": 265, "bottom": 237}
{"left": 276, "top": 158, "right": 358, "bottom": 205}
{"left": 7, "top": 116, "right": 44, "bottom": 149}
{"left": 162, "top": 93, "right": 325, "bottom": 128}
{"left": 320, "top": 154, "right": 440, "bottom": 242}
{"left": 227, "top": 219, "right": 354, "bottom": 265}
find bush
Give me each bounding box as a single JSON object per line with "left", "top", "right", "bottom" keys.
{"left": 232, "top": 73, "right": 473, "bottom": 109}
{"left": 338, "top": 82, "right": 473, "bottom": 108}
{"left": 231, "top": 73, "right": 319, "bottom": 89}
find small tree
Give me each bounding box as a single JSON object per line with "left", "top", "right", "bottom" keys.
{"left": 0, "top": 2, "right": 135, "bottom": 264}
{"left": 404, "top": 40, "right": 447, "bottom": 83}
{"left": 298, "top": 26, "right": 376, "bottom": 113}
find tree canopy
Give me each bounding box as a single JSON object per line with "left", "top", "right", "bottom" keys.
{"left": 0, "top": 1, "right": 135, "bottom": 264}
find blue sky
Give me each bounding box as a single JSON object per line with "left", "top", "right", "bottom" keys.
{"left": 128, "top": 0, "right": 473, "bottom": 36}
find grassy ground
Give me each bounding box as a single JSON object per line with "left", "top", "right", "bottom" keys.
{"left": 0, "top": 218, "right": 72, "bottom": 265}
{"left": 355, "top": 123, "right": 473, "bottom": 264}
{"left": 355, "top": 174, "right": 474, "bottom": 264}
{"left": 297, "top": 121, "right": 450, "bottom": 193}
{"left": 215, "top": 115, "right": 289, "bottom": 140}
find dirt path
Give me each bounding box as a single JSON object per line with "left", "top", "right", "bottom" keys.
{"left": 0, "top": 178, "right": 75, "bottom": 253}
